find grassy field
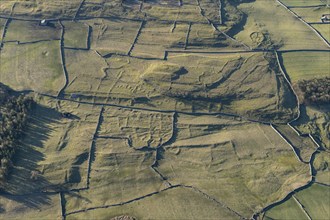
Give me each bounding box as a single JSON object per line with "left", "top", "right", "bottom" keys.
{"left": 312, "top": 24, "right": 330, "bottom": 42}
{"left": 64, "top": 49, "right": 107, "bottom": 96}
{"left": 63, "top": 21, "right": 89, "bottom": 49}
{"left": 158, "top": 115, "right": 310, "bottom": 217}
{"left": 280, "top": 51, "right": 330, "bottom": 82}
{"left": 236, "top": 0, "right": 328, "bottom": 50}
{"left": 66, "top": 187, "right": 238, "bottom": 220}
{"left": 264, "top": 195, "right": 308, "bottom": 220}
{"left": 291, "top": 6, "right": 330, "bottom": 23}
{"left": 295, "top": 184, "right": 330, "bottom": 219}
{"left": 0, "top": 41, "right": 64, "bottom": 95}
{"left": 5, "top": 20, "right": 61, "bottom": 43}
{"left": 280, "top": 0, "right": 325, "bottom": 6}
{"left": 0, "top": 0, "right": 329, "bottom": 219}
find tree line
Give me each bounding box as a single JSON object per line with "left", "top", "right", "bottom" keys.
{"left": 0, "top": 84, "right": 34, "bottom": 183}
{"left": 298, "top": 77, "right": 330, "bottom": 105}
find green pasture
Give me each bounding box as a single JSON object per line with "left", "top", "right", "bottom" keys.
{"left": 268, "top": 184, "right": 330, "bottom": 220}
{"left": 312, "top": 23, "right": 330, "bottom": 42}
{"left": 295, "top": 184, "right": 330, "bottom": 219}
{"left": 292, "top": 6, "right": 330, "bottom": 23}
{"left": 0, "top": 41, "right": 64, "bottom": 95}
{"left": 5, "top": 20, "right": 61, "bottom": 43}
{"left": 280, "top": 51, "right": 330, "bottom": 82}
{"left": 264, "top": 196, "right": 308, "bottom": 220}
{"left": 280, "top": 0, "right": 325, "bottom": 7}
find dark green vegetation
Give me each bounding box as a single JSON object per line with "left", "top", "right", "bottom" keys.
{"left": 0, "top": 84, "right": 34, "bottom": 183}
{"left": 297, "top": 77, "right": 330, "bottom": 105}
{"left": 0, "top": 0, "right": 329, "bottom": 219}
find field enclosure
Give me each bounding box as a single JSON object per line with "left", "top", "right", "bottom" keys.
{"left": 0, "top": 0, "right": 329, "bottom": 219}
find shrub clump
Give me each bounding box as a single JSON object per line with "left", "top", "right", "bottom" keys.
{"left": 298, "top": 77, "right": 330, "bottom": 105}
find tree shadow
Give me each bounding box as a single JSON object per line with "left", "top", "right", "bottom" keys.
{"left": 0, "top": 104, "right": 64, "bottom": 210}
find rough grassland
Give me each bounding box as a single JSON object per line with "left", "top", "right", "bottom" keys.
{"left": 132, "top": 21, "right": 187, "bottom": 59}
{"left": 63, "top": 21, "right": 89, "bottom": 49}
{"left": 275, "top": 125, "right": 317, "bottom": 162}
{"left": 86, "top": 19, "right": 141, "bottom": 56}
{"left": 159, "top": 115, "right": 310, "bottom": 217}
{"left": 66, "top": 187, "right": 238, "bottom": 220}
{"left": 2, "top": 96, "right": 101, "bottom": 194}
{"left": 143, "top": 4, "right": 205, "bottom": 23}
{"left": 314, "top": 152, "right": 330, "bottom": 185}
{"left": 64, "top": 49, "right": 107, "bottom": 96}
{"left": 280, "top": 51, "right": 330, "bottom": 82}
{"left": 292, "top": 105, "right": 330, "bottom": 150}
{"left": 99, "top": 107, "right": 173, "bottom": 149}
{"left": 10, "top": 0, "right": 81, "bottom": 19}
{"left": 0, "top": 41, "right": 64, "bottom": 95}
{"left": 236, "top": 0, "right": 328, "bottom": 50}
{"left": 64, "top": 138, "right": 166, "bottom": 214}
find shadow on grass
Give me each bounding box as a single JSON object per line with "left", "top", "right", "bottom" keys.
{"left": 0, "top": 104, "right": 63, "bottom": 209}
